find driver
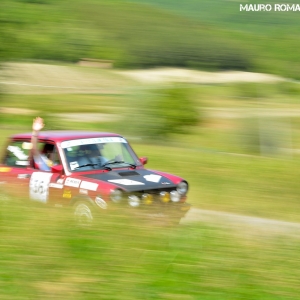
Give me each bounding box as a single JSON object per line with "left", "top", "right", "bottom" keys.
{"left": 76, "top": 144, "right": 108, "bottom": 170}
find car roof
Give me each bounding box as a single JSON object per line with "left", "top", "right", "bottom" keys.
{"left": 11, "top": 131, "right": 123, "bottom": 142}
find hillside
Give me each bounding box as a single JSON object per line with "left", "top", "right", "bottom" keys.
{"left": 128, "top": 0, "right": 300, "bottom": 79}
{"left": 0, "top": 0, "right": 300, "bottom": 78}
{"left": 128, "top": 0, "right": 300, "bottom": 34}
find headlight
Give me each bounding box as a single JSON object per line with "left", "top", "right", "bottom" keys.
{"left": 128, "top": 195, "right": 140, "bottom": 207}
{"left": 142, "top": 193, "right": 153, "bottom": 205}
{"left": 177, "top": 181, "right": 188, "bottom": 195}
{"left": 170, "top": 190, "right": 180, "bottom": 202}
{"left": 160, "top": 191, "right": 170, "bottom": 203}
{"left": 110, "top": 189, "right": 123, "bottom": 203}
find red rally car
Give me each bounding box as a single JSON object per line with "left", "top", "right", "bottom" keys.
{"left": 0, "top": 131, "right": 190, "bottom": 224}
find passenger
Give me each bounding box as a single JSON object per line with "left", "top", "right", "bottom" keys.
{"left": 31, "top": 117, "right": 53, "bottom": 171}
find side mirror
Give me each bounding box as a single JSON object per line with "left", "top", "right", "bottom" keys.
{"left": 139, "top": 157, "right": 148, "bottom": 165}
{"left": 51, "top": 164, "right": 63, "bottom": 174}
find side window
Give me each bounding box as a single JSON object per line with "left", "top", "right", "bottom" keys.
{"left": 4, "top": 141, "right": 31, "bottom": 168}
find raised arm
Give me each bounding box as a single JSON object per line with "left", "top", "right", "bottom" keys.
{"left": 31, "top": 117, "right": 44, "bottom": 156}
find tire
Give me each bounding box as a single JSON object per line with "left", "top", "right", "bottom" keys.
{"left": 73, "top": 200, "right": 95, "bottom": 226}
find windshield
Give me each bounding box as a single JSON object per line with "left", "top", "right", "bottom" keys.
{"left": 61, "top": 137, "right": 139, "bottom": 172}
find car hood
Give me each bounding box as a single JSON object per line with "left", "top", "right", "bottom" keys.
{"left": 82, "top": 169, "right": 177, "bottom": 192}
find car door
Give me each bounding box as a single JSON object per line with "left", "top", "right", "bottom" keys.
{"left": 28, "top": 141, "right": 63, "bottom": 205}
{"left": 0, "top": 139, "right": 62, "bottom": 205}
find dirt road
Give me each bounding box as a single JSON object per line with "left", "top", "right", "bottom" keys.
{"left": 1, "top": 63, "right": 284, "bottom": 94}
{"left": 181, "top": 208, "right": 300, "bottom": 237}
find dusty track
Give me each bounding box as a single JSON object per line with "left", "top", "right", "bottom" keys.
{"left": 0, "top": 62, "right": 133, "bottom": 94}
{"left": 1, "top": 63, "right": 284, "bottom": 94}
{"left": 181, "top": 208, "right": 300, "bottom": 237}
{"left": 117, "top": 68, "right": 284, "bottom": 84}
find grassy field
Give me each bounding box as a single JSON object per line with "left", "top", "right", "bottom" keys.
{"left": 0, "top": 201, "right": 300, "bottom": 300}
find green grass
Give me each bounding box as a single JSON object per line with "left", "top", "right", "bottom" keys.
{"left": 132, "top": 141, "right": 300, "bottom": 222}
{"left": 1, "top": 94, "right": 126, "bottom": 113}
{"left": 128, "top": 0, "right": 300, "bottom": 35}
{"left": 0, "top": 202, "right": 300, "bottom": 299}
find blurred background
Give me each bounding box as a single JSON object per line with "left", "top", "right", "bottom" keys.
{"left": 1, "top": 0, "right": 300, "bottom": 299}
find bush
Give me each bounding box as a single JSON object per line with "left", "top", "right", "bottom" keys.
{"left": 122, "top": 85, "right": 200, "bottom": 140}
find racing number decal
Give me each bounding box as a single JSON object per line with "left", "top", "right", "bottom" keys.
{"left": 29, "top": 172, "right": 53, "bottom": 203}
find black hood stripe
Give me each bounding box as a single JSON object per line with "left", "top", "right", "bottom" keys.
{"left": 83, "top": 169, "right": 176, "bottom": 192}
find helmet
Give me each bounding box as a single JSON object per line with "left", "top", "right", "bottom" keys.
{"left": 42, "top": 144, "right": 54, "bottom": 154}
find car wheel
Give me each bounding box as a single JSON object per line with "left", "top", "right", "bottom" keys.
{"left": 73, "top": 201, "right": 94, "bottom": 226}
